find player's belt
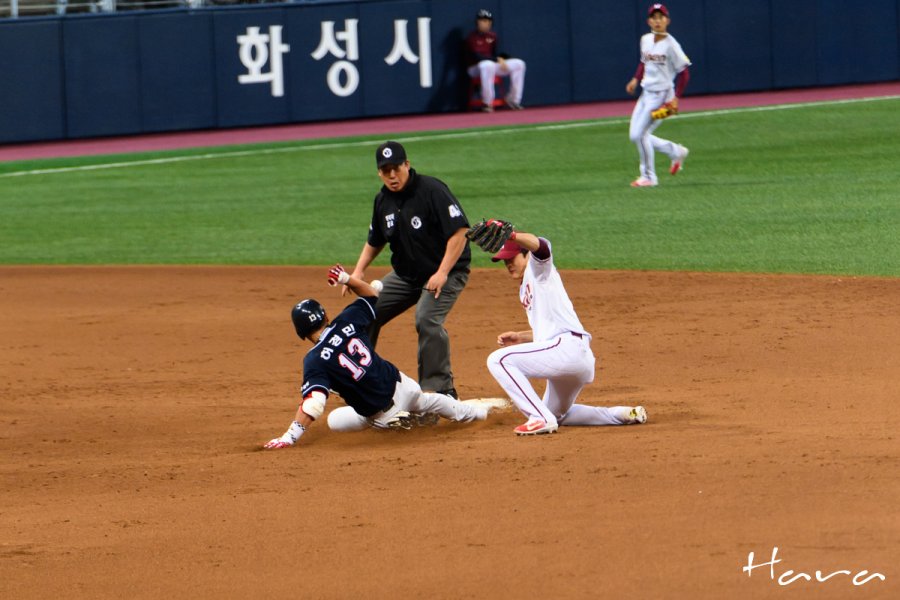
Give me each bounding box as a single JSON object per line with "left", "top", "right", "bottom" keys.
{"left": 570, "top": 332, "right": 584, "bottom": 339}
{"left": 361, "top": 399, "right": 395, "bottom": 419}
{"left": 373, "top": 400, "right": 395, "bottom": 415}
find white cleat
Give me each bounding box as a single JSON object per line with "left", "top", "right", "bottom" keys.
{"left": 630, "top": 177, "right": 658, "bottom": 187}
{"left": 612, "top": 405, "right": 648, "bottom": 424}
{"left": 627, "top": 406, "right": 648, "bottom": 424}
{"left": 514, "top": 418, "right": 559, "bottom": 436}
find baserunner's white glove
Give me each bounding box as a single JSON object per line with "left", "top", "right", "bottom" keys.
{"left": 263, "top": 421, "right": 305, "bottom": 449}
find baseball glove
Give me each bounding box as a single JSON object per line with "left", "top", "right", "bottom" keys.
{"left": 651, "top": 102, "right": 678, "bottom": 120}
{"left": 466, "top": 219, "right": 515, "bottom": 254}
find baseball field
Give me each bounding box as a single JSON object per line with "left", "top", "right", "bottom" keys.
{"left": 2, "top": 90, "right": 898, "bottom": 599}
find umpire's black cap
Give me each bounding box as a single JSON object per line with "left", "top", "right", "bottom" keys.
{"left": 376, "top": 141, "right": 407, "bottom": 168}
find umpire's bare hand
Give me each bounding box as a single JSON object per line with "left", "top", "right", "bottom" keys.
{"left": 424, "top": 272, "right": 448, "bottom": 299}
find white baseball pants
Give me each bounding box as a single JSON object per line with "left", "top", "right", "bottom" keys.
{"left": 487, "top": 333, "right": 628, "bottom": 427}
{"left": 327, "top": 372, "right": 484, "bottom": 432}
{"left": 467, "top": 58, "right": 526, "bottom": 105}
{"left": 629, "top": 88, "right": 681, "bottom": 183}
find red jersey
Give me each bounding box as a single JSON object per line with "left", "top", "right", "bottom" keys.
{"left": 465, "top": 30, "right": 498, "bottom": 66}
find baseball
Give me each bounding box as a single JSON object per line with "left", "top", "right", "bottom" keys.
{"left": 371, "top": 280, "right": 383, "bottom": 292}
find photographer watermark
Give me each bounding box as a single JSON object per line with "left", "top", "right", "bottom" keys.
{"left": 743, "top": 547, "right": 886, "bottom": 587}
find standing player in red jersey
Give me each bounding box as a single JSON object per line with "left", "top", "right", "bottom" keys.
{"left": 466, "top": 220, "right": 648, "bottom": 436}
{"left": 464, "top": 9, "right": 527, "bottom": 112}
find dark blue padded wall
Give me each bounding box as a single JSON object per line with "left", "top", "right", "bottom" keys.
{"left": 138, "top": 13, "right": 218, "bottom": 133}
{"left": 0, "top": 21, "right": 65, "bottom": 143}
{"left": 569, "top": 0, "right": 638, "bottom": 102}
{"left": 286, "top": 3, "right": 364, "bottom": 122}
{"left": 771, "top": 0, "right": 818, "bottom": 89}
{"left": 705, "top": 0, "right": 772, "bottom": 92}
{"left": 499, "top": 0, "right": 572, "bottom": 106}
{"left": 358, "top": 1, "right": 443, "bottom": 116}
{"left": 213, "top": 8, "right": 291, "bottom": 128}
{"left": 816, "top": 0, "right": 898, "bottom": 85}
{"left": 63, "top": 16, "right": 143, "bottom": 138}
{"left": 428, "top": 0, "right": 489, "bottom": 112}
{"left": 1, "top": 0, "right": 899, "bottom": 144}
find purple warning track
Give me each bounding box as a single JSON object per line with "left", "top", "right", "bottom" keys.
{"left": 2, "top": 81, "right": 898, "bottom": 163}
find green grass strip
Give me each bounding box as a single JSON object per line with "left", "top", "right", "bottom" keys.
{"left": 1, "top": 98, "right": 898, "bottom": 276}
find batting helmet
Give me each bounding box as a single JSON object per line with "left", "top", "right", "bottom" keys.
{"left": 291, "top": 299, "right": 327, "bottom": 340}
{"left": 476, "top": 8, "right": 492, "bottom": 20}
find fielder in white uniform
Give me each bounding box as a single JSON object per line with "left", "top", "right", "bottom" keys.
{"left": 485, "top": 230, "right": 647, "bottom": 436}
{"left": 626, "top": 3, "right": 691, "bottom": 187}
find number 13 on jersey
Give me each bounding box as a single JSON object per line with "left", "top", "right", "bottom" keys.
{"left": 321, "top": 337, "right": 372, "bottom": 381}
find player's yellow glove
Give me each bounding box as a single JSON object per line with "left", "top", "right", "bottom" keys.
{"left": 651, "top": 102, "right": 678, "bottom": 120}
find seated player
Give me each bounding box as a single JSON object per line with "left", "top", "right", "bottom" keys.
{"left": 465, "top": 9, "right": 526, "bottom": 112}
{"left": 264, "top": 265, "right": 497, "bottom": 449}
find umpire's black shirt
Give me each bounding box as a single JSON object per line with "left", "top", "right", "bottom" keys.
{"left": 368, "top": 169, "right": 471, "bottom": 286}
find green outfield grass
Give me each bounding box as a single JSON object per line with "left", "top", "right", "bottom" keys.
{"left": 1, "top": 98, "right": 898, "bottom": 276}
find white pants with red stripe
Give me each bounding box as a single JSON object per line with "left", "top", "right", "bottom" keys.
{"left": 629, "top": 88, "right": 681, "bottom": 183}
{"left": 467, "top": 58, "right": 526, "bottom": 105}
{"left": 487, "top": 333, "right": 626, "bottom": 428}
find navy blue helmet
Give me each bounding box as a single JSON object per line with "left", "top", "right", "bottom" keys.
{"left": 291, "top": 299, "right": 327, "bottom": 339}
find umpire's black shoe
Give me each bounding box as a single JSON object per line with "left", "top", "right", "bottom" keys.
{"left": 438, "top": 387, "right": 459, "bottom": 400}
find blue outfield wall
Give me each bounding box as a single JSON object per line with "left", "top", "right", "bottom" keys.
{"left": 1, "top": 0, "right": 898, "bottom": 143}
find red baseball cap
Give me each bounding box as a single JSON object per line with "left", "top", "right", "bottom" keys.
{"left": 491, "top": 240, "right": 525, "bottom": 262}
{"left": 648, "top": 3, "right": 669, "bottom": 17}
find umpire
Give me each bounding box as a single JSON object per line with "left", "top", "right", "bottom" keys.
{"left": 347, "top": 141, "right": 470, "bottom": 399}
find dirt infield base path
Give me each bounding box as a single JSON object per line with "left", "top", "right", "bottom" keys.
{"left": 1, "top": 266, "right": 897, "bottom": 599}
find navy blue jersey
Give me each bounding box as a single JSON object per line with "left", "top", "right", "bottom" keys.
{"left": 301, "top": 297, "right": 401, "bottom": 417}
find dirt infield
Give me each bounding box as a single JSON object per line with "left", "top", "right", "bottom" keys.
{"left": 1, "top": 266, "right": 897, "bottom": 599}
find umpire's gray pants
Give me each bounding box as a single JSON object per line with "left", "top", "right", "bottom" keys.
{"left": 369, "top": 269, "right": 469, "bottom": 393}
